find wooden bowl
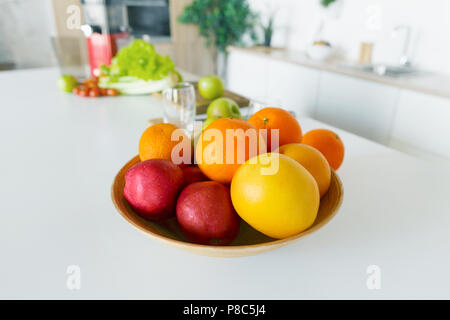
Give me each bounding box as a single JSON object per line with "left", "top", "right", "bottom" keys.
{"left": 111, "top": 156, "right": 343, "bottom": 257}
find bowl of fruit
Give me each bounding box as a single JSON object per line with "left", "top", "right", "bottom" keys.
{"left": 111, "top": 103, "right": 344, "bottom": 257}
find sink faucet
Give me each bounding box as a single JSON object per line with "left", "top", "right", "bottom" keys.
{"left": 393, "top": 25, "right": 412, "bottom": 67}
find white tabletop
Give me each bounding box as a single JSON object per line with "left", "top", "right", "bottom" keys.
{"left": 1, "top": 68, "right": 450, "bottom": 299}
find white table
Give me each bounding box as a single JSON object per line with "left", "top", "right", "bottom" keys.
{"left": 1, "top": 68, "right": 450, "bottom": 299}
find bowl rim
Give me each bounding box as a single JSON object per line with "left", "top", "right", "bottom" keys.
{"left": 111, "top": 155, "right": 344, "bottom": 251}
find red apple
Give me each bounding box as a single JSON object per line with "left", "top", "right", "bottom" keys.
{"left": 176, "top": 181, "right": 240, "bottom": 245}
{"left": 123, "top": 159, "right": 183, "bottom": 220}
{"left": 181, "top": 166, "right": 209, "bottom": 188}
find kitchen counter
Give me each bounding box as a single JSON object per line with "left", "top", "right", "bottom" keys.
{"left": 1, "top": 68, "right": 450, "bottom": 299}
{"left": 229, "top": 46, "right": 450, "bottom": 100}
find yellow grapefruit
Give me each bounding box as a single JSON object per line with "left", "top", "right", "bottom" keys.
{"left": 230, "top": 153, "right": 320, "bottom": 239}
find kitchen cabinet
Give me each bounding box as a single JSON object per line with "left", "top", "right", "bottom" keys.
{"left": 227, "top": 50, "right": 269, "bottom": 103}
{"left": 227, "top": 48, "right": 450, "bottom": 160}
{"left": 266, "top": 60, "right": 320, "bottom": 117}
{"left": 315, "top": 72, "right": 400, "bottom": 144}
{"left": 228, "top": 50, "right": 401, "bottom": 141}
{"left": 169, "top": 0, "right": 215, "bottom": 75}
{"left": 227, "top": 50, "right": 320, "bottom": 117}
{"left": 389, "top": 90, "right": 450, "bottom": 159}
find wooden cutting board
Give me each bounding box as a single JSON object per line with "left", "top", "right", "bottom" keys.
{"left": 152, "top": 81, "right": 250, "bottom": 114}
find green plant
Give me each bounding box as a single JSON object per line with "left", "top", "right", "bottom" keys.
{"left": 261, "top": 14, "right": 275, "bottom": 47}
{"left": 320, "top": 0, "right": 337, "bottom": 7}
{"left": 178, "top": 0, "right": 257, "bottom": 53}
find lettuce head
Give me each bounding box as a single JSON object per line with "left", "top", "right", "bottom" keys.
{"left": 103, "top": 39, "right": 176, "bottom": 82}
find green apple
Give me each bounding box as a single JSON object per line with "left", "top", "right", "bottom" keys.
{"left": 57, "top": 75, "right": 78, "bottom": 92}
{"left": 198, "top": 75, "right": 224, "bottom": 100}
{"left": 202, "top": 117, "right": 216, "bottom": 131}
{"left": 206, "top": 97, "right": 242, "bottom": 120}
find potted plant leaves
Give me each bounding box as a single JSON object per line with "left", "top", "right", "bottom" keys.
{"left": 178, "top": 0, "right": 257, "bottom": 78}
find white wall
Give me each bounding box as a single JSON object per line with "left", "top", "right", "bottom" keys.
{"left": 0, "top": 0, "right": 57, "bottom": 69}
{"left": 250, "top": 0, "right": 450, "bottom": 74}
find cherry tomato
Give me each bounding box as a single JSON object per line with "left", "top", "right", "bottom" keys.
{"left": 72, "top": 87, "right": 81, "bottom": 95}
{"left": 83, "top": 78, "right": 98, "bottom": 88}
{"left": 106, "top": 88, "right": 118, "bottom": 96}
{"left": 79, "top": 89, "right": 89, "bottom": 97}
{"left": 99, "top": 88, "right": 108, "bottom": 96}
{"left": 89, "top": 87, "right": 100, "bottom": 98}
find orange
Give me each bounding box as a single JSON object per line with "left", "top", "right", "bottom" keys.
{"left": 196, "top": 118, "right": 266, "bottom": 184}
{"left": 248, "top": 107, "right": 302, "bottom": 151}
{"left": 278, "top": 143, "right": 331, "bottom": 197}
{"left": 231, "top": 153, "right": 319, "bottom": 239}
{"left": 138, "top": 123, "right": 191, "bottom": 166}
{"left": 302, "top": 129, "right": 344, "bottom": 170}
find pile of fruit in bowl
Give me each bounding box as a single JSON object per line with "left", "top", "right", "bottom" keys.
{"left": 112, "top": 104, "right": 344, "bottom": 256}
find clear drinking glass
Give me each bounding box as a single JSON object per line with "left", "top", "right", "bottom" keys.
{"left": 162, "top": 82, "right": 196, "bottom": 134}
{"left": 245, "top": 99, "right": 267, "bottom": 119}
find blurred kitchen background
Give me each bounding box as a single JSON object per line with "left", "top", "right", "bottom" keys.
{"left": 1, "top": 0, "right": 449, "bottom": 160}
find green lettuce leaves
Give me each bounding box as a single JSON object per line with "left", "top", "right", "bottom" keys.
{"left": 98, "top": 39, "right": 182, "bottom": 94}
{"left": 102, "top": 39, "right": 176, "bottom": 82}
